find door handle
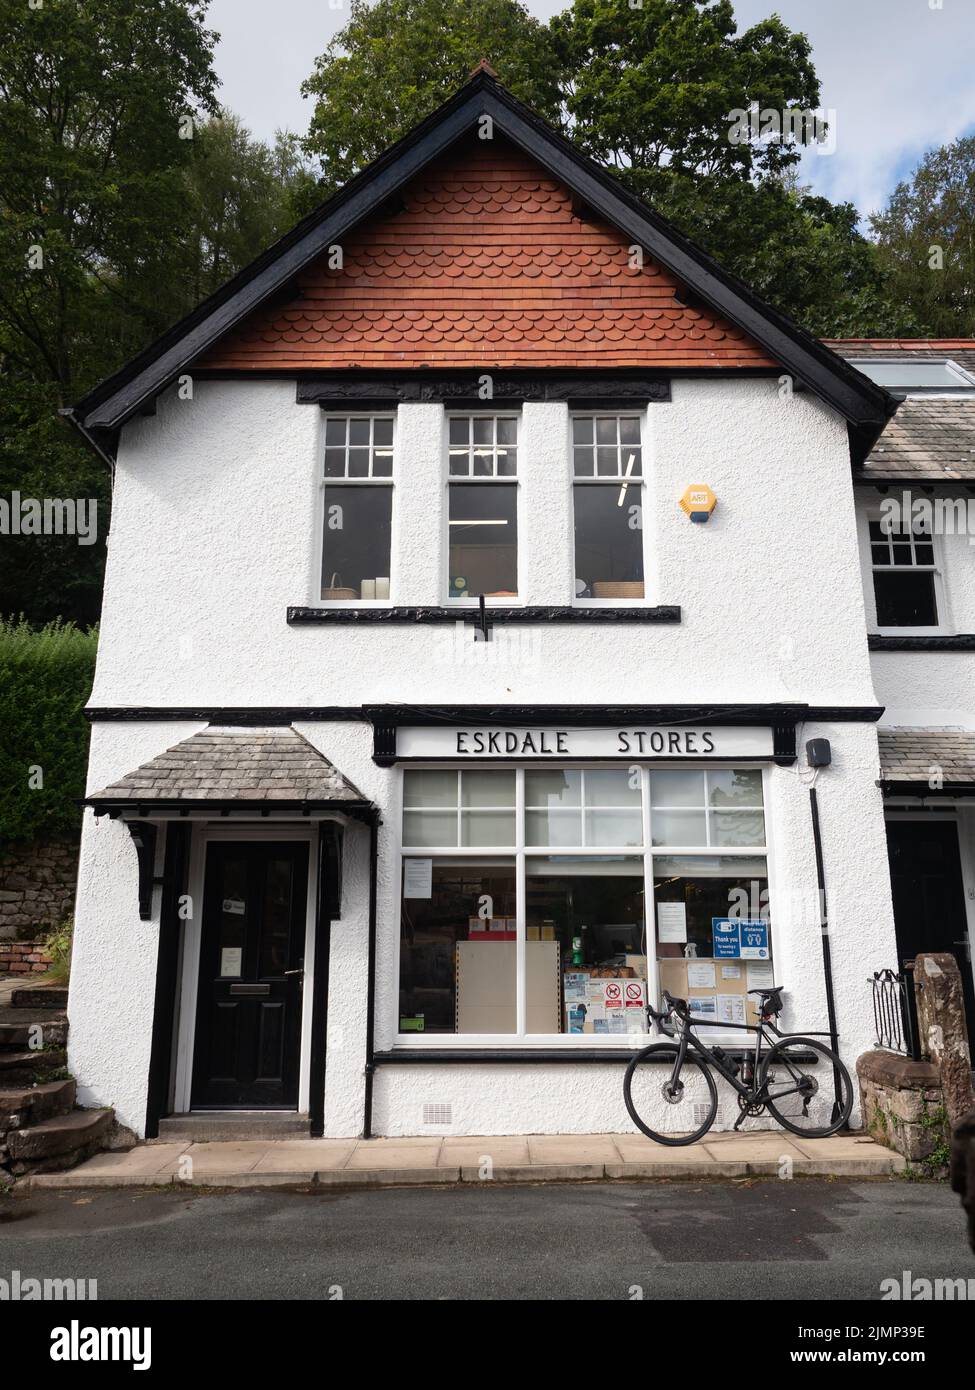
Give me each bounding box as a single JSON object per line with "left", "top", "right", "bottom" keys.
{"left": 284, "top": 969, "right": 304, "bottom": 978}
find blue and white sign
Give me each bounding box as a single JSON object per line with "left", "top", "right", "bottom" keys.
{"left": 711, "top": 918, "right": 770, "bottom": 960}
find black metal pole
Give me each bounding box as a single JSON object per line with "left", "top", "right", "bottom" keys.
{"left": 362, "top": 814, "right": 379, "bottom": 1139}
{"left": 809, "top": 786, "right": 845, "bottom": 1126}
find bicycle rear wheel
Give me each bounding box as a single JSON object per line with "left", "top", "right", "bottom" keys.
{"left": 758, "top": 1036, "right": 853, "bottom": 1137}
{"left": 623, "top": 1043, "right": 718, "bottom": 1146}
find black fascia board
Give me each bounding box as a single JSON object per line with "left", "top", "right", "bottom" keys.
{"left": 360, "top": 702, "right": 884, "bottom": 727}
{"left": 73, "top": 72, "right": 895, "bottom": 454}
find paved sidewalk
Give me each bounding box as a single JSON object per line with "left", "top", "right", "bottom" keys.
{"left": 28, "top": 1129, "right": 905, "bottom": 1190}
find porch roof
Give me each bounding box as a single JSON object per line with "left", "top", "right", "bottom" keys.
{"left": 86, "top": 726, "right": 374, "bottom": 817}
{"left": 879, "top": 728, "right": 975, "bottom": 795}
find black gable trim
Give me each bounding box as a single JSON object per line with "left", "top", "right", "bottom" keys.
{"left": 72, "top": 71, "right": 895, "bottom": 459}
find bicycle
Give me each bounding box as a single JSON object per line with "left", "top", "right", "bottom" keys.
{"left": 622, "top": 986, "right": 853, "bottom": 1146}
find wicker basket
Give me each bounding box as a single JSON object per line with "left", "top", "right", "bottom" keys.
{"left": 591, "top": 581, "right": 645, "bottom": 599}
{"left": 322, "top": 572, "right": 358, "bottom": 600}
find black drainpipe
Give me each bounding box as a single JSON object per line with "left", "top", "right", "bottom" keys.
{"left": 808, "top": 786, "right": 845, "bottom": 1126}
{"left": 362, "top": 814, "right": 379, "bottom": 1139}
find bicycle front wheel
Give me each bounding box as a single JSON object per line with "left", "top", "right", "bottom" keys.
{"left": 623, "top": 1043, "right": 718, "bottom": 1146}
{"left": 758, "top": 1036, "right": 853, "bottom": 1138}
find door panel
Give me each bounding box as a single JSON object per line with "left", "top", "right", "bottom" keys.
{"left": 192, "top": 841, "right": 308, "bottom": 1108}
{"left": 885, "top": 819, "right": 975, "bottom": 1055}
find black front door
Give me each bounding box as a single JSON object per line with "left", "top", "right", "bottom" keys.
{"left": 885, "top": 819, "right": 975, "bottom": 1055}
{"left": 192, "top": 841, "right": 309, "bottom": 1109}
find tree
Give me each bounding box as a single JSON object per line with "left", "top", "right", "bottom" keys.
{"left": 301, "top": 0, "right": 564, "bottom": 195}
{"left": 870, "top": 136, "right": 975, "bottom": 338}
{"left": 0, "top": 0, "right": 220, "bottom": 624}
{"left": 171, "top": 115, "right": 319, "bottom": 316}
{"left": 551, "top": 0, "right": 820, "bottom": 195}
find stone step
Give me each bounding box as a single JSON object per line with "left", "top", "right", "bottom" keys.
{"left": 0, "top": 1019, "right": 68, "bottom": 1051}
{"left": 10, "top": 985, "right": 68, "bottom": 1009}
{"left": 0, "top": 1048, "right": 68, "bottom": 1086}
{"left": 155, "top": 1111, "right": 311, "bottom": 1143}
{"left": 6, "top": 1107, "right": 113, "bottom": 1174}
{"left": 0, "top": 1077, "right": 76, "bottom": 1131}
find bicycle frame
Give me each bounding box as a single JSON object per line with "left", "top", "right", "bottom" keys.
{"left": 653, "top": 1006, "right": 831, "bottom": 1109}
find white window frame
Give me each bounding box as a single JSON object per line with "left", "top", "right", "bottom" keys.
{"left": 444, "top": 412, "right": 521, "bottom": 605}
{"left": 315, "top": 412, "right": 396, "bottom": 605}
{"left": 570, "top": 410, "right": 651, "bottom": 607}
{"left": 866, "top": 506, "right": 947, "bottom": 636}
{"left": 393, "top": 763, "right": 773, "bottom": 1048}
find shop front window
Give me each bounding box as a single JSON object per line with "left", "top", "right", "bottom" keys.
{"left": 397, "top": 765, "right": 771, "bottom": 1041}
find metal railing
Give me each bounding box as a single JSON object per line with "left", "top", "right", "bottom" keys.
{"left": 870, "top": 965, "right": 921, "bottom": 1059}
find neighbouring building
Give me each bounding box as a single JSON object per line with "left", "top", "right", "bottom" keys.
{"left": 62, "top": 71, "right": 973, "bottom": 1140}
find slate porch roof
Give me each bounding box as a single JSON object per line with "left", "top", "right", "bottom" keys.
{"left": 825, "top": 340, "right": 975, "bottom": 482}
{"left": 879, "top": 728, "right": 975, "bottom": 788}
{"left": 86, "top": 727, "right": 371, "bottom": 809}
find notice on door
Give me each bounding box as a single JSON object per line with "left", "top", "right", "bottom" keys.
{"left": 220, "top": 947, "right": 242, "bottom": 977}
{"left": 403, "top": 858, "right": 433, "bottom": 898}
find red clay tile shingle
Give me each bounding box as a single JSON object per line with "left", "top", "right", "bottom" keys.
{"left": 200, "top": 137, "right": 777, "bottom": 371}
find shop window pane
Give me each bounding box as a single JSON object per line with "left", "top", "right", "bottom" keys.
{"left": 651, "top": 770, "right": 706, "bottom": 808}
{"left": 461, "top": 810, "right": 516, "bottom": 846}
{"left": 585, "top": 768, "right": 642, "bottom": 806}
{"left": 707, "top": 769, "right": 763, "bottom": 808}
{"left": 651, "top": 809, "right": 707, "bottom": 846}
{"left": 710, "top": 809, "right": 766, "bottom": 847}
{"left": 873, "top": 571, "right": 938, "bottom": 626}
{"left": 403, "top": 770, "right": 457, "bottom": 807}
{"left": 526, "top": 808, "right": 583, "bottom": 846}
{"left": 461, "top": 770, "right": 515, "bottom": 807}
{"left": 573, "top": 484, "right": 644, "bottom": 598}
{"left": 653, "top": 856, "right": 770, "bottom": 1028}
{"left": 525, "top": 769, "right": 582, "bottom": 808}
{"left": 585, "top": 809, "right": 643, "bottom": 846}
{"left": 403, "top": 811, "right": 457, "bottom": 847}
{"left": 525, "top": 856, "right": 648, "bottom": 1035}
{"left": 399, "top": 862, "right": 516, "bottom": 1034}
{"left": 448, "top": 482, "right": 518, "bottom": 598}
{"left": 321, "top": 485, "right": 392, "bottom": 600}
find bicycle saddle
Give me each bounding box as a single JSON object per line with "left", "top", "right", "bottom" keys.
{"left": 747, "top": 986, "right": 783, "bottom": 996}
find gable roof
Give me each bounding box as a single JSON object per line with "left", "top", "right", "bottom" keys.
{"left": 198, "top": 134, "right": 776, "bottom": 372}
{"left": 68, "top": 70, "right": 895, "bottom": 460}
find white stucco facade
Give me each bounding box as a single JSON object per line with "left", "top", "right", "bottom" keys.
{"left": 65, "top": 373, "right": 912, "bottom": 1140}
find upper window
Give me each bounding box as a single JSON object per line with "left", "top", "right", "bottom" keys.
{"left": 572, "top": 415, "right": 645, "bottom": 600}
{"left": 320, "top": 416, "right": 393, "bottom": 600}
{"left": 869, "top": 517, "right": 938, "bottom": 627}
{"left": 852, "top": 359, "right": 975, "bottom": 393}
{"left": 447, "top": 415, "right": 518, "bottom": 600}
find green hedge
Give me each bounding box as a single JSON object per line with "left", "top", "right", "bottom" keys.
{"left": 0, "top": 619, "right": 97, "bottom": 847}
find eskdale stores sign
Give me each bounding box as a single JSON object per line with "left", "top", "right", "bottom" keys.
{"left": 395, "top": 725, "right": 775, "bottom": 759}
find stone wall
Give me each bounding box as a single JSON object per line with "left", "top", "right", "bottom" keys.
{"left": 0, "top": 838, "right": 78, "bottom": 940}
{"left": 857, "top": 1050, "right": 946, "bottom": 1163}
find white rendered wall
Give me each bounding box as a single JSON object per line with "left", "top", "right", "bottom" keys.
{"left": 90, "top": 378, "right": 879, "bottom": 709}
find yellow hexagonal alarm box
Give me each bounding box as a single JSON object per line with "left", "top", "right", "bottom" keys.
{"left": 680, "top": 484, "right": 717, "bottom": 523}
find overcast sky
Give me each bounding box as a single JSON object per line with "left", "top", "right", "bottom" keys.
{"left": 206, "top": 0, "right": 975, "bottom": 221}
